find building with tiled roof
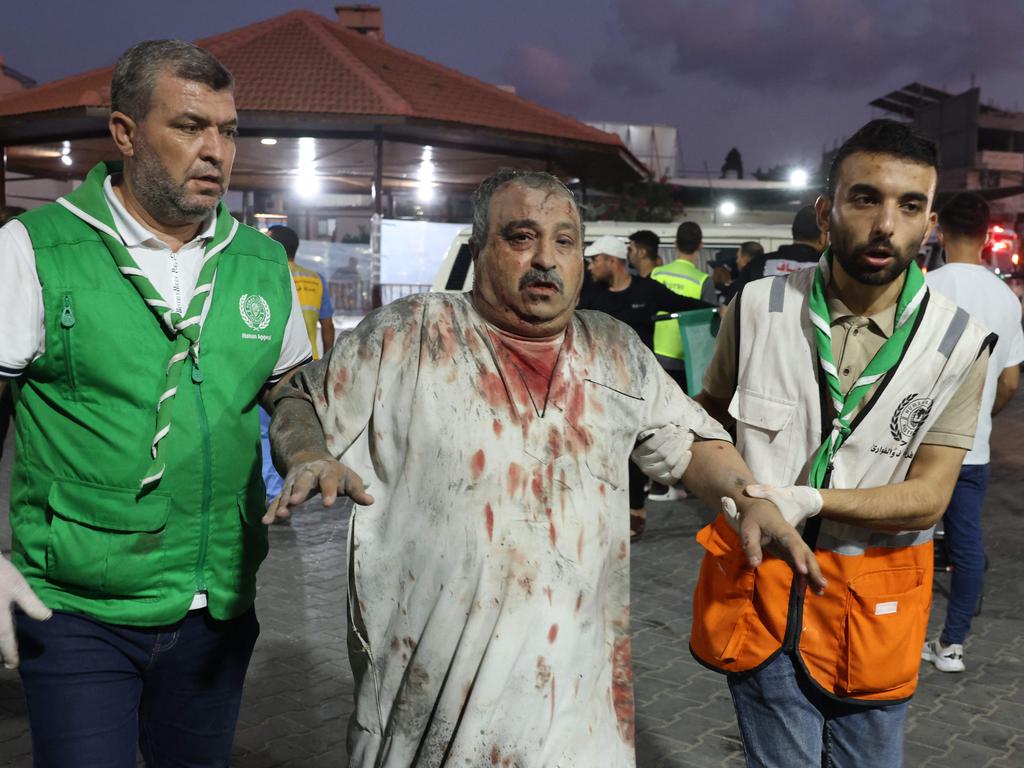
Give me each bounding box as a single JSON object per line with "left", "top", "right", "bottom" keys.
{"left": 0, "top": 6, "right": 645, "bottom": 200}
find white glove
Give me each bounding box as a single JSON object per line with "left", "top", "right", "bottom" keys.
{"left": 630, "top": 426, "right": 694, "bottom": 486}
{"left": 0, "top": 555, "right": 51, "bottom": 669}
{"left": 744, "top": 484, "right": 823, "bottom": 528}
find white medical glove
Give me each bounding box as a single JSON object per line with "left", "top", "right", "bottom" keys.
{"left": 630, "top": 426, "right": 695, "bottom": 486}
{"left": 743, "top": 484, "right": 823, "bottom": 528}
{"left": 0, "top": 555, "right": 51, "bottom": 669}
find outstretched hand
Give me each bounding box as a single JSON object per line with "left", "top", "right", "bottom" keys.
{"left": 721, "top": 496, "right": 827, "bottom": 594}
{"left": 0, "top": 555, "right": 51, "bottom": 669}
{"left": 263, "top": 450, "right": 374, "bottom": 524}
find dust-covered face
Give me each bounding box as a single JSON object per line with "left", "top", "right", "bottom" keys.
{"left": 471, "top": 182, "right": 584, "bottom": 337}
{"left": 820, "top": 151, "right": 937, "bottom": 286}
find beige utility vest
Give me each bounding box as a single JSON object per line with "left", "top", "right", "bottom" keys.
{"left": 691, "top": 268, "right": 993, "bottom": 703}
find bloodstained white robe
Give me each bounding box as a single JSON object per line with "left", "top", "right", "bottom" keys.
{"left": 293, "top": 292, "right": 728, "bottom": 766}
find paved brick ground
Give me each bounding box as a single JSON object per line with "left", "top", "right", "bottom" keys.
{"left": 3, "top": 397, "right": 1024, "bottom": 767}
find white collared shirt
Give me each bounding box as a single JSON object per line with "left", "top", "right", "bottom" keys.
{"left": 0, "top": 180, "right": 311, "bottom": 381}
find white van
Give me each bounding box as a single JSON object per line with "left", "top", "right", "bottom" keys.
{"left": 431, "top": 221, "right": 795, "bottom": 292}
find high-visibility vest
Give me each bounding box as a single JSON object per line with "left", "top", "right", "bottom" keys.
{"left": 690, "top": 269, "right": 993, "bottom": 703}
{"left": 289, "top": 261, "right": 325, "bottom": 359}
{"left": 651, "top": 258, "right": 708, "bottom": 366}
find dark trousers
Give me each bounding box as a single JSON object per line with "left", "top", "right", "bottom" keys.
{"left": 16, "top": 607, "right": 259, "bottom": 768}
{"left": 628, "top": 460, "right": 648, "bottom": 509}
{"left": 941, "top": 463, "right": 990, "bottom": 645}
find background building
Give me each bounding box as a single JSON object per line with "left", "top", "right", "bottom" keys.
{"left": 868, "top": 82, "right": 1024, "bottom": 228}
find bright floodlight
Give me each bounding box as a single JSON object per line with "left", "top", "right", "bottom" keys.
{"left": 789, "top": 168, "right": 808, "bottom": 188}
{"left": 416, "top": 151, "right": 436, "bottom": 203}
{"left": 719, "top": 200, "right": 737, "bottom": 217}
{"left": 260, "top": 138, "right": 278, "bottom": 146}
{"left": 60, "top": 155, "right": 72, "bottom": 166}
{"left": 294, "top": 137, "right": 320, "bottom": 198}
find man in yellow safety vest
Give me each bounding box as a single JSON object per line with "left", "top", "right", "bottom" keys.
{"left": 651, "top": 221, "right": 717, "bottom": 393}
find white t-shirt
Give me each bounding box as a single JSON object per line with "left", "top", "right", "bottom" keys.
{"left": 926, "top": 263, "right": 1024, "bottom": 464}
{"left": 0, "top": 177, "right": 312, "bottom": 382}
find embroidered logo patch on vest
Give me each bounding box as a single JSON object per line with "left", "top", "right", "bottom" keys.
{"left": 239, "top": 294, "right": 271, "bottom": 331}
{"left": 889, "top": 393, "right": 933, "bottom": 444}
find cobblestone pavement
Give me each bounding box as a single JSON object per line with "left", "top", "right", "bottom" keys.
{"left": 2, "top": 398, "right": 1024, "bottom": 767}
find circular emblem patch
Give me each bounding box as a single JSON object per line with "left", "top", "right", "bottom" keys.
{"left": 239, "top": 294, "right": 271, "bottom": 331}
{"left": 889, "top": 393, "right": 933, "bottom": 443}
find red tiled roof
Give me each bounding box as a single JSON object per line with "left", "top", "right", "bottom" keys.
{"left": 0, "top": 10, "right": 621, "bottom": 149}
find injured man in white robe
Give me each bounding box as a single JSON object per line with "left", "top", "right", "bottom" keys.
{"left": 268, "top": 169, "right": 823, "bottom": 767}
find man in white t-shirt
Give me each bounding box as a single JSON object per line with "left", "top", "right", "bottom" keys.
{"left": 923, "top": 192, "right": 1024, "bottom": 672}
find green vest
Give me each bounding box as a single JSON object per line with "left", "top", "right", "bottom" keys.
{"left": 651, "top": 258, "right": 708, "bottom": 365}
{"left": 9, "top": 163, "right": 292, "bottom": 626}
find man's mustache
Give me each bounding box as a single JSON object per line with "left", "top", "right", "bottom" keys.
{"left": 519, "top": 269, "right": 564, "bottom": 292}
{"left": 852, "top": 236, "right": 896, "bottom": 257}
{"left": 189, "top": 165, "right": 223, "bottom": 184}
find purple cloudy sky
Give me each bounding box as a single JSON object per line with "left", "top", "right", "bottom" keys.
{"left": 3, "top": 0, "right": 1022, "bottom": 173}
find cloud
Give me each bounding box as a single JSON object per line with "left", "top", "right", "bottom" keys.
{"left": 497, "top": 44, "right": 592, "bottom": 113}
{"left": 609, "top": 0, "right": 1024, "bottom": 93}
{"left": 589, "top": 57, "right": 663, "bottom": 98}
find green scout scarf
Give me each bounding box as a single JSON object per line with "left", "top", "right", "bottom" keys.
{"left": 806, "top": 248, "right": 926, "bottom": 488}
{"left": 59, "top": 187, "right": 238, "bottom": 491}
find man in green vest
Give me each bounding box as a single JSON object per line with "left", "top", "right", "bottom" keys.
{"left": 0, "top": 40, "right": 311, "bottom": 765}
{"left": 651, "top": 221, "right": 717, "bottom": 392}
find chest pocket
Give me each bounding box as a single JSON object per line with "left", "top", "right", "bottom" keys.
{"left": 580, "top": 379, "right": 645, "bottom": 490}
{"left": 729, "top": 388, "right": 800, "bottom": 488}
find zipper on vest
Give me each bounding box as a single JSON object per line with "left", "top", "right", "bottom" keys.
{"left": 192, "top": 361, "right": 213, "bottom": 593}
{"left": 60, "top": 293, "right": 78, "bottom": 392}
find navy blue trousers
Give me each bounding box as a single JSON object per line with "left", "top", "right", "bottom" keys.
{"left": 15, "top": 606, "right": 258, "bottom": 767}
{"left": 940, "top": 463, "right": 990, "bottom": 645}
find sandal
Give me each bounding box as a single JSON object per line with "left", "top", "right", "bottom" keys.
{"left": 630, "top": 513, "right": 646, "bottom": 542}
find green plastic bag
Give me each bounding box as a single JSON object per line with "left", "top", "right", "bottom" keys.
{"left": 677, "top": 309, "right": 720, "bottom": 395}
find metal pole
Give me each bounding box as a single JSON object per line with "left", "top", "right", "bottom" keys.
{"left": 370, "top": 130, "right": 383, "bottom": 308}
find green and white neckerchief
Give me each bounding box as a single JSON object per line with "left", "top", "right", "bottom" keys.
{"left": 806, "top": 248, "right": 926, "bottom": 488}
{"left": 58, "top": 195, "right": 238, "bottom": 491}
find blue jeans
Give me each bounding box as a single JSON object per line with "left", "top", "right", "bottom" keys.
{"left": 260, "top": 407, "right": 284, "bottom": 502}
{"left": 940, "top": 463, "right": 989, "bottom": 645}
{"left": 728, "top": 652, "right": 908, "bottom": 768}
{"left": 16, "top": 607, "right": 259, "bottom": 767}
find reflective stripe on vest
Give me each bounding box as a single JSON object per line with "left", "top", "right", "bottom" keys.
{"left": 651, "top": 259, "right": 707, "bottom": 361}
{"left": 690, "top": 268, "right": 991, "bottom": 702}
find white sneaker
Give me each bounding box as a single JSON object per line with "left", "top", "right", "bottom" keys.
{"left": 647, "top": 486, "right": 688, "bottom": 502}
{"left": 922, "top": 638, "right": 965, "bottom": 673}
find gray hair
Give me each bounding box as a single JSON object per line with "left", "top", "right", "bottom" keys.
{"left": 470, "top": 169, "right": 582, "bottom": 250}
{"left": 111, "top": 40, "right": 234, "bottom": 120}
